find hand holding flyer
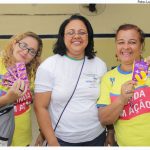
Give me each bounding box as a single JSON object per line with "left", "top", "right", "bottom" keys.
{"left": 2, "top": 62, "right": 29, "bottom": 87}
{"left": 2, "top": 62, "right": 32, "bottom": 113}
{"left": 132, "top": 60, "right": 149, "bottom": 85}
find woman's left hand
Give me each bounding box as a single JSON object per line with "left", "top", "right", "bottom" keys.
{"left": 105, "top": 130, "right": 116, "bottom": 146}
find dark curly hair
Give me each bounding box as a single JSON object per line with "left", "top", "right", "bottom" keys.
{"left": 53, "top": 14, "right": 96, "bottom": 59}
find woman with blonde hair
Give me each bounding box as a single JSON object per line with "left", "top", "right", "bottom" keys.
{"left": 0, "top": 31, "right": 43, "bottom": 146}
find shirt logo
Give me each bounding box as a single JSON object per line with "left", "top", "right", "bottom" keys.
{"left": 110, "top": 77, "right": 115, "bottom": 86}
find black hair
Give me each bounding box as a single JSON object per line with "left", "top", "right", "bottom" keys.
{"left": 53, "top": 14, "right": 96, "bottom": 59}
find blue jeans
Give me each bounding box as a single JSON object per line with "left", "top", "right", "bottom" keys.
{"left": 57, "top": 130, "right": 106, "bottom": 146}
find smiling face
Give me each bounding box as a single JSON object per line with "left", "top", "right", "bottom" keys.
{"left": 64, "top": 19, "right": 88, "bottom": 59}
{"left": 12, "top": 36, "right": 38, "bottom": 64}
{"left": 115, "top": 29, "right": 142, "bottom": 66}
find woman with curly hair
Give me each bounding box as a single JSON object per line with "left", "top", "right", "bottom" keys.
{"left": 0, "top": 31, "right": 43, "bottom": 146}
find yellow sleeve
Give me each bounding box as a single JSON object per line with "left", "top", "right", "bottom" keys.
{"left": 97, "top": 73, "right": 112, "bottom": 107}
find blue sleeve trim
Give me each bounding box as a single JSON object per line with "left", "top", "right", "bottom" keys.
{"left": 97, "top": 104, "right": 107, "bottom": 108}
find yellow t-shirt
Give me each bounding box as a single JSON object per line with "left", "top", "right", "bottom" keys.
{"left": 12, "top": 81, "right": 34, "bottom": 146}
{"left": 0, "top": 58, "right": 7, "bottom": 95}
{"left": 0, "top": 57, "right": 33, "bottom": 146}
{"left": 11, "top": 108, "right": 32, "bottom": 146}
{"left": 97, "top": 66, "right": 150, "bottom": 146}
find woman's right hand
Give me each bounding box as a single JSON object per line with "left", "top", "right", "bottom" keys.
{"left": 6, "top": 79, "right": 27, "bottom": 104}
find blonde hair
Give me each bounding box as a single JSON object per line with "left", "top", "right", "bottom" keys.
{"left": 2, "top": 31, "right": 43, "bottom": 81}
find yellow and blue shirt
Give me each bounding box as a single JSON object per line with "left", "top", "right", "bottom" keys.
{"left": 97, "top": 65, "right": 150, "bottom": 146}
{"left": 0, "top": 57, "right": 32, "bottom": 146}
{"left": 0, "top": 58, "right": 8, "bottom": 96}
{"left": 12, "top": 82, "right": 33, "bottom": 146}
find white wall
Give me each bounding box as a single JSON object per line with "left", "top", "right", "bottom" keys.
{"left": 0, "top": 4, "right": 150, "bottom": 69}
{"left": 0, "top": 4, "right": 150, "bottom": 34}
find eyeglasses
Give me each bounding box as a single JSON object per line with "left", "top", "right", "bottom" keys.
{"left": 65, "top": 30, "right": 88, "bottom": 37}
{"left": 17, "top": 42, "right": 37, "bottom": 56}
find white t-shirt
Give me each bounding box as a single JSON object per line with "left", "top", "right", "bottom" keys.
{"left": 35, "top": 54, "right": 107, "bottom": 143}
